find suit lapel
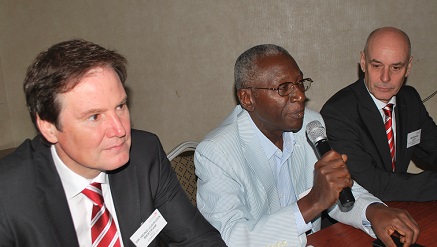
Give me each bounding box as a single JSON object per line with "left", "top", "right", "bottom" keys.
{"left": 34, "top": 139, "right": 80, "bottom": 246}
{"left": 237, "top": 110, "right": 281, "bottom": 212}
{"left": 109, "top": 161, "right": 141, "bottom": 247}
{"left": 354, "top": 80, "right": 393, "bottom": 171}
{"left": 394, "top": 91, "right": 408, "bottom": 170}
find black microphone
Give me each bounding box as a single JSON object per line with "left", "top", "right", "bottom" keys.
{"left": 306, "top": 120, "right": 355, "bottom": 208}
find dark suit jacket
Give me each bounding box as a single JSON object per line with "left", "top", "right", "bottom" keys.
{"left": 0, "top": 129, "right": 226, "bottom": 247}
{"left": 321, "top": 79, "right": 437, "bottom": 201}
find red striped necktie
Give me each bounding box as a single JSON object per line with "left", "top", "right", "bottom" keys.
{"left": 382, "top": 104, "right": 395, "bottom": 171}
{"left": 82, "top": 182, "right": 121, "bottom": 247}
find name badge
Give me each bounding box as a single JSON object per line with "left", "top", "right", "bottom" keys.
{"left": 130, "top": 209, "right": 167, "bottom": 247}
{"left": 406, "top": 129, "right": 421, "bottom": 148}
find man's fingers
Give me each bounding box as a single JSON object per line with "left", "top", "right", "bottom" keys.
{"left": 341, "top": 154, "right": 348, "bottom": 162}
{"left": 395, "top": 212, "right": 420, "bottom": 244}
{"left": 378, "top": 234, "right": 396, "bottom": 247}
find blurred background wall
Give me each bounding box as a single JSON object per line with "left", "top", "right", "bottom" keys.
{"left": 1, "top": 0, "right": 436, "bottom": 152}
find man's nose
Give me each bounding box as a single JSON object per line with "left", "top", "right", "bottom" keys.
{"left": 107, "top": 113, "right": 126, "bottom": 137}
{"left": 289, "top": 88, "right": 306, "bottom": 103}
{"left": 380, "top": 68, "right": 391, "bottom": 83}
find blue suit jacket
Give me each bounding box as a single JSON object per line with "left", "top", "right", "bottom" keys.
{"left": 0, "top": 129, "right": 226, "bottom": 247}
{"left": 195, "top": 106, "right": 379, "bottom": 247}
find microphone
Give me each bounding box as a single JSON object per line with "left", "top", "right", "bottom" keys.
{"left": 306, "top": 120, "right": 355, "bottom": 208}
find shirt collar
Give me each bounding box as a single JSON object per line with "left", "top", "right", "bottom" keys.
{"left": 248, "top": 115, "right": 295, "bottom": 160}
{"left": 51, "top": 145, "right": 107, "bottom": 200}
{"left": 364, "top": 81, "right": 397, "bottom": 110}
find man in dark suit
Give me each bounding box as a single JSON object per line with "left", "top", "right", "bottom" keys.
{"left": 0, "top": 39, "right": 226, "bottom": 247}
{"left": 321, "top": 27, "right": 437, "bottom": 201}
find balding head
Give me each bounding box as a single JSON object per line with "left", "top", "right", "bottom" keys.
{"left": 364, "top": 27, "right": 411, "bottom": 58}
{"left": 360, "top": 27, "right": 413, "bottom": 103}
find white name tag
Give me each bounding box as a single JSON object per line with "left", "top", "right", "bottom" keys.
{"left": 406, "top": 129, "right": 421, "bottom": 148}
{"left": 130, "top": 209, "right": 167, "bottom": 247}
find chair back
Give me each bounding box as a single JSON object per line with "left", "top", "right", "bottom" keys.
{"left": 167, "top": 142, "right": 198, "bottom": 205}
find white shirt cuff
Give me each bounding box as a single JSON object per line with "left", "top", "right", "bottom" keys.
{"left": 292, "top": 202, "right": 312, "bottom": 235}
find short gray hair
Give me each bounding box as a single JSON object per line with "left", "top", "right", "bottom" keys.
{"left": 234, "top": 44, "right": 290, "bottom": 90}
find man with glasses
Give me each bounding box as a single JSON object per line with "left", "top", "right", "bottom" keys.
{"left": 195, "top": 44, "right": 420, "bottom": 247}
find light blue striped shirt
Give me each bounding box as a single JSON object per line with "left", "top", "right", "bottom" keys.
{"left": 249, "top": 117, "right": 312, "bottom": 234}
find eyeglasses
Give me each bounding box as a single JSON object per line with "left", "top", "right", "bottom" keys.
{"left": 243, "top": 78, "right": 313, "bottom": 96}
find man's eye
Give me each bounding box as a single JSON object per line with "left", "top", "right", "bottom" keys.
{"left": 117, "top": 103, "right": 126, "bottom": 110}
{"left": 296, "top": 82, "right": 305, "bottom": 89}
{"left": 279, "top": 84, "right": 291, "bottom": 91}
{"left": 88, "top": 114, "right": 100, "bottom": 121}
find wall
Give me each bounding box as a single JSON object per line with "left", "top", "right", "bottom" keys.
{"left": 0, "top": 0, "right": 436, "bottom": 152}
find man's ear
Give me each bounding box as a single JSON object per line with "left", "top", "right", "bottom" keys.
{"left": 360, "top": 51, "right": 366, "bottom": 73}
{"left": 36, "top": 115, "right": 59, "bottom": 144}
{"left": 237, "top": 88, "right": 255, "bottom": 112}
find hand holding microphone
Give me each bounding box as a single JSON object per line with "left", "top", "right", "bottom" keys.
{"left": 306, "top": 120, "right": 355, "bottom": 208}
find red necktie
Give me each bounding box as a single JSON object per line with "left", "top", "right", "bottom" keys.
{"left": 382, "top": 104, "right": 395, "bottom": 171}
{"left": 82, "top": 182, "right": 121, "bottom": 247}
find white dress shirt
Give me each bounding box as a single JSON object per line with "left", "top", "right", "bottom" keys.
{"left": 367, "top": 84, "right": 397, "bottom": 155}
{"left": 51, "top": 146, "right": 124, "bottom": 247}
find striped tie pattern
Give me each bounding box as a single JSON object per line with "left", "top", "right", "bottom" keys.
{"left": 82, "top": 182, "right": 121, "bottom": 247}
{"left": 382, "top": 104, "right": 395, "bottom": 171}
